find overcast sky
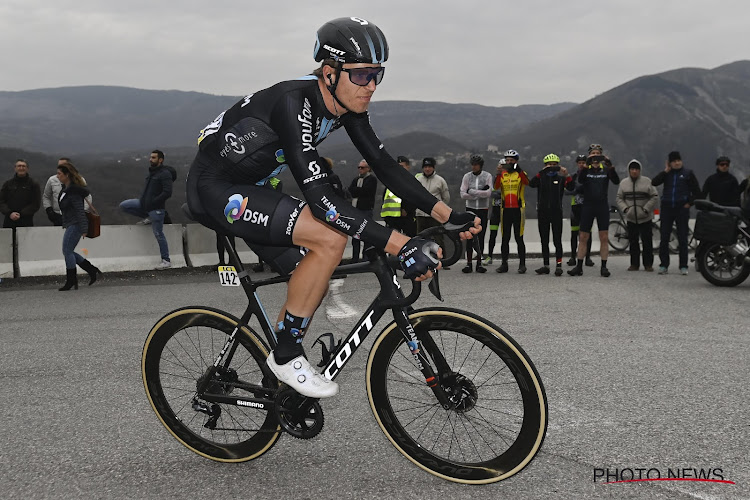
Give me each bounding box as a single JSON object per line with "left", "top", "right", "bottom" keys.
{"left": 3, "top": 0, "right": 748, "bottom": 107}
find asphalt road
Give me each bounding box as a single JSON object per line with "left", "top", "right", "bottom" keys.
{"left": 1, "top": 256, "right": 748, "bottom": 500}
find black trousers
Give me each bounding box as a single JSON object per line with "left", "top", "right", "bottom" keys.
{"left": 538, "top": 211, "right": 563, "bottom": 265}
{"left": 627, "top": 221, "right": 653, "bottom": 267}
{"left": 659, "top": 205, "right": 690, "bottom": 268}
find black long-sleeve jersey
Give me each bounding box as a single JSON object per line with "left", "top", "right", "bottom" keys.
{"left": 194, "top": 76, "right": 438, "bottom": 249}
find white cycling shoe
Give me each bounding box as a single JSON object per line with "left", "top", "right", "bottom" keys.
{"left": 266, "top": 352, "right": 339, "bottom": 398}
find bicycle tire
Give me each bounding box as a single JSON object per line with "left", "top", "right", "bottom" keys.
{"left": 608, "top": 221, "right": 629, "bottom": 251}
{"left": 366, "top": 308, "right": 547, "bottom": 484}
{"left": 142, "top": 307, "right": 281, "bottom": 462}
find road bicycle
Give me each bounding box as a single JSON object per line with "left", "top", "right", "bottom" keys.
{"left": 608, "top": 206, "right": 695, "bottom": 253}
{"left": 141, "top": 224, "right": 547, "bottom": 485}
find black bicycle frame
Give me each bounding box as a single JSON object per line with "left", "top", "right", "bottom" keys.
{"left": 198, "top": 235, "right": 453, "bottom": 409}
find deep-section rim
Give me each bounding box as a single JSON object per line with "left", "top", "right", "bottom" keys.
{"left": 142, "top": 306, "right": 281, "bottom": 462}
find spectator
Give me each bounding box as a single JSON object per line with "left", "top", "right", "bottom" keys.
{"left": 380, "top": 156, "right": 416, "bottom": 236}
{"left": 459, "top": 154, "right": 492, "bottom": 273}
{"left": 0, "top": 159, "right": 41, "bottom": 228}
{"left": 119, "top": 149, "right": 174, "bottom": 270}
{"left": 56, "top": 162, "right": 102, "bottom": 290}
{"left": 568, "top": 154, "right": 594, "bottom": 267}
{"left": 651, "top": 151, "right": 701, "bottom": 275}
{"left": 568, "top": 145, "right": 620, "bottom": 277}
{"left": 529, "top": 154, "right": 574, "bottom": 276}
{"left": 486, "top": 159, "right": 505, "bottom": 265}
{"left": 616, "top": 159, "right": 659, "bottom": 271}
{"left": 322, "top": 157, "right": 349, "bottom": 200}
{"left": 702, "top": 156, "right": 740, "bottom": 207}
{"left": 741, "top": 173, "right": 750, "bottom": 216}
{"left": 415, "top": 157, "right": 451, "bottom": 264}
{"left": 43, "top": 157, "right": 93, "bottom": 226}
{"left": 493, "top": 149, "right": 529, "bottom": 274}
{"left": 348, "top": 159, "right": 377, "bottom": 262}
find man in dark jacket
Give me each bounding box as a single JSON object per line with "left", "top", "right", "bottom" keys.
{"left": 0, "top": 159, "right": 42, "bottom": 228}
{"left": 119, "top": 150, "right": 174, "bottom": 269}
{"left": 651, "top": 151, "right": 701, "bottom": 275}
{"left": 348, "top": 159, "right": 378, "bottom": 261}
{"left": 702, "top": 156, "right": 740, "bottom": 207}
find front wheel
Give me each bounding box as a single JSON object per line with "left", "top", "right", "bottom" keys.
{"left": 366, "top": 309, "right": 547, "bottom": 484}
{"left": 608, "top": 221, "right": 629, "bottom": 251}
{"left": 142, "top": 307, "right": 281, "bottom": 462}
{"left": 698, "top": 242, "right": 750, "bottom": 287}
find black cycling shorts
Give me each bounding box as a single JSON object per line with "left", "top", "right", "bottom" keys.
{"left": 579, "top": 201, "right": 610, "bottom": 233}
{"left": 187, "top": 155, "right": 308, "bottom": 275}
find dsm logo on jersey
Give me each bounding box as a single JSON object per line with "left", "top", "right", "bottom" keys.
{"left": 224, "top": 194, "right": 269, "bottom": 226}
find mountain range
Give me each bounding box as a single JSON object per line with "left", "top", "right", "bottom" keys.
{"left": 2, "top": 61, "right": 749, "bottom": 225}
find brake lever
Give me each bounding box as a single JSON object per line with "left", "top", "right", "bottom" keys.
{"left": 428, "top": 269, "right": 443, "bottom": 301}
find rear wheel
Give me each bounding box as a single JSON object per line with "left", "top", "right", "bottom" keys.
{"left": 698, "top": 242, "right": 750, "bottom": 287}
{"left": 142, "top": 307, "right": 281, "bottom": 461}
{"left": 367, "top": 309, "right": 547, "bottom": 484}
{"left": 608, "top": 221, "right": 629, "bottom": 251}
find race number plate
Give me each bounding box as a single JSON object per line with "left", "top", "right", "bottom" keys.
{"left": 217, "top": 266, "right": 240, "bottom": 286}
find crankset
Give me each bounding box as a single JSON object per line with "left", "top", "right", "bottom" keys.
{"left": 441, "top": 372, "right": 478, "bottom": 413}
{"left": 274, "top": 388, "right": 324, "bottom": 439}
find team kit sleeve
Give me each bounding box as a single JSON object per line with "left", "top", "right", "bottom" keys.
{"left": 270, "top": 92, "right": 393, "bottom": 248}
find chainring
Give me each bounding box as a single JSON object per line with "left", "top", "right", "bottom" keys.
{"left": 274, "top": 388, "right": 324, "bottom": 439}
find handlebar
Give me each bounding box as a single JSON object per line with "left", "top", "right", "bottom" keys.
{"left": 418, "top": 221, "right": 474, "bottom": 268}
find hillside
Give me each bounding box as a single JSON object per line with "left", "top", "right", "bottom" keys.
{"left": 496, "top": 61, "right": 750, "bottom": 180}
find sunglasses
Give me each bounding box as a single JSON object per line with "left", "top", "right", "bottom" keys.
{"left": 341, "top": 66, "right": 385, "bottom": 86}
{"left": 589, "top": 143, "right": 602, "bottom": 150}
{"left": 718, "top": 162, "right": 729, "bottom": 166}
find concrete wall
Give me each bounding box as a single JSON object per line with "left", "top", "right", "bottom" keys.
{"left": 0, "top": 228, "right": 12, "bottom": 278}
{"left": 16, "top": 225, "right": 187, "bottom": 277}
{"left": 184, "top": 224, "right": 260, "bottom": 268}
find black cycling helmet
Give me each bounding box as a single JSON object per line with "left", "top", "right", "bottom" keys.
{"left": 470, "top": 154, "right": 484, "bottom": 167}
{"left": 716, "top": 156, "right": 731, "bottom": 165}
{"left": 314, "top": 17, "right": 388, "bottom": 64}
{"left": 576, "top": 154, "right": 587, "bottom": 162}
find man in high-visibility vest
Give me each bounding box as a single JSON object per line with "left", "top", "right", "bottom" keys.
{"left": 380, "top": 156, "right": 415, "bottom": 236}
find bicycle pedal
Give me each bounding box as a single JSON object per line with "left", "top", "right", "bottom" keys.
{"left": 312, "top": 333, "right": 342, "bottom": 368}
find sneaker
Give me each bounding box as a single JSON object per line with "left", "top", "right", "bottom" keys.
{"left": 136, "top": 218, "right": 152, "bottom": 225}
{"left": 601, "top": 267, "right": 611, "bottom": 278}
{"left": 267, "top": 353, "right": 339, "bottom": 398}
{"left": 567, "top": 257, "right": 577, "bottom": 266}
{"left": 627, "top": 266, "right": 639, "bottom": 271}
{"left": 658, "top": 266, "right": 668, "bottom": 275}
{"left": 475, "top": 263, "right": 487, "bottom": 273}
{"left": 496, "top": 262, "right": 509, "bottom": 273}
{"left": 555, "top": 267, "right": 563, "bottom": 276}
{"left": 518, "top": 265, "right": 527, "bottom": 274}
{"left": 535, "top": 266, "right": 550, "bottom": 275}
{"left": 585, "top": 258, "right": 595, "bottom": 267}
{"left": 462, "top": 265, "right": 473, "bottom": 273}
{"left": 567, "top": 266, "right": 583, "bottom": 276}
{"left": 644, "top": 266, "right": 654, "bottom": 272}
{"left": 482, "top": 256, "right": 493, "bottom": 265}
{"left": 680, "top": 267, "right": 688, "bottom": 276}
{"left": 155, "top": 259, "right": 171, "bottom": 270}
{"left": 442, "top": 266, "right": 451, "bottom": 270}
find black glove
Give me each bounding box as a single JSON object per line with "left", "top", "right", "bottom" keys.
{"left": 445, "top": 211, "right": 476, "bottom": 232}
{"left": 398, "top": 237, "right": 440, "bottom": 279}
{"left": 604, "top": 157, "right": 613, "bottom": 168}
{"left": 481, "top": 185, "right": 490, "bottom": 191}
{"left": 46, "top": 207, "right": 54, "bottom": 216}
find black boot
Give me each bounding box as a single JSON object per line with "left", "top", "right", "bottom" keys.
{"left": 58, "top": 268, "right": 78, "bottom": 291}
{"left": 78, "top": 259, "right": 102, "bottom": 286}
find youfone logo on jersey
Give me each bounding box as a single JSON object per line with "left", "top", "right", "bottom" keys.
{"left": 224, "top": 194, "right": 269, "bottom": 226}
{"left": 298, "top": 98, "right": 315, "bottom": 152}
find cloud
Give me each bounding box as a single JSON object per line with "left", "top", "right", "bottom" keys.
{"left": 3, "top": 0, "right": 749, "bottom": 105}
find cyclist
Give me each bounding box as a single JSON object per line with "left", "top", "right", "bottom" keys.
{"left": 568, "top": 144, "right": 620, "bottom": 277}
{"left": 568, "top": 154, "right": 594, "bottom": 266}
{"left": 492, "top": 149, "right": 529, "bottom": 274}
{"left": 529, "top": 154, "right": 574, "bottom": 276}
{"left": 186, "top": 17, "right": 479, "bottom": 399}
